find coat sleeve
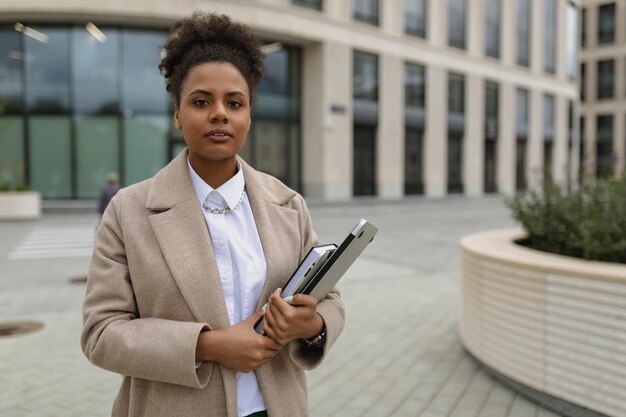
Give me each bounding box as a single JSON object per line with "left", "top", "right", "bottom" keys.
{"left": 288, "top": 194, "right": 345, "bottom": 370}
{"left": 81, "top": 192, "right": 213, "bottom": 389}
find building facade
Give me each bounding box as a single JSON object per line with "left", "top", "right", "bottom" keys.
{"left": 0, "top": 0, "right": 579, "bottom": 200}
{"left": 579, "top": 0, "right": 626, "bottom": 179}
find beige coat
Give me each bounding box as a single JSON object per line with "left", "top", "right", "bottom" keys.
{"left": 81, "top": 150, "right": 345, "bottom": 417}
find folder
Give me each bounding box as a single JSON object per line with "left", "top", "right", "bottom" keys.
{"left": 255, "top": 218, "right": 377, "bottom": 334}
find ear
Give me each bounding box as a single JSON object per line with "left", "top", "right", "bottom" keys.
{"left": 174, "top": 109, "right": 181, "bottom": 130}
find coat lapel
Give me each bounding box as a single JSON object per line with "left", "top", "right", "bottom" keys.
{"left": 145, "top": 150, "right": 230, "bottom": 330}
{"left": 240, "top": 158, "right": 301, "bottom": 309}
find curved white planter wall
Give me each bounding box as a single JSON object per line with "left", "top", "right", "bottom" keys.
{"left": 460, "top": 229, "right": 626, "bottom": 417}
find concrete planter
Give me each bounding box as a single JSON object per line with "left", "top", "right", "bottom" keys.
{"left": 460, "top": 229, "right": 626, "bottom": 417}
{"left": 0, "top": 191, "right": 42, "bottom": 220}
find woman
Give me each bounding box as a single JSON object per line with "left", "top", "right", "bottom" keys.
{"left": 81, "top": 12, "right": 344, "bottom": 417}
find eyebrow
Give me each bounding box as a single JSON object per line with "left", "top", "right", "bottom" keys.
{"left": 187, "top": 89, "right": 248, "bottom": 98}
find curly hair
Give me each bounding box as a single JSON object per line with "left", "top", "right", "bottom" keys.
{"left": 159, "top": 12, "right": 265, "bottom": 106}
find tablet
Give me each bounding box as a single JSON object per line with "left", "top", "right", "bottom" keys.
{"left": 301, "top": 218, "right": 377, "bottom": 301}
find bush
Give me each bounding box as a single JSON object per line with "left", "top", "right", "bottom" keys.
{"left": 506, "top": 176, "right": 626, "bottom": 264}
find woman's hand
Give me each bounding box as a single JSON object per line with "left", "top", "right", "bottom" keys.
{"left": 196, "top": 311, "right": 281, "bottom": 373}
{"left": 262, "top": 289, "right": 325, "bottom": 346}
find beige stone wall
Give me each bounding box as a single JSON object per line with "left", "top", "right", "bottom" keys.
{"left": 0, "top": 0, "right": 579, "bottom": 199}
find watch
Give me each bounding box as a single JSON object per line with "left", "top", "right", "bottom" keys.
{"left": 303, "top": 327, "right": 326, "bottom": 348}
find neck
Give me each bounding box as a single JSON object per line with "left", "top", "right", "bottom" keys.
{"left": 188, "top": 155, "right": 238, "bottom": 189}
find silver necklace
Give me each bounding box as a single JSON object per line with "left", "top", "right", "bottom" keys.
{"left": 202, "top": 189, "right": 245, "bottom": 214}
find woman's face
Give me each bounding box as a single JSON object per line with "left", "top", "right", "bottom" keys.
{"left": 175, "top": 62, "right": 251, "bottom": 165}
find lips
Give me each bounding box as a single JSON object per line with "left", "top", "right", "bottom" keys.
{"left": 204, "top": 129, "right": 233, "bottom": 139}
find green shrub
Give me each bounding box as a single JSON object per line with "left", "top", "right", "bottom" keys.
{"left": 0, "top": 181, "right": 10, "bottom": 192}
{"left": 506, "top": 176, "right": 626, "bottom": 264}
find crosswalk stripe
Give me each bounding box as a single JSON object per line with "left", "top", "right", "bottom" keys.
{"left": 8, "top": 227, "right": 95, "bottom": 261}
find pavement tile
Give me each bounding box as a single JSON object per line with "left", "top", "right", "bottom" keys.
{"left": 0, "top": 199, "right": 568, "bottom": 417}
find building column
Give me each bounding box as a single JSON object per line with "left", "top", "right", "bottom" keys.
{"left": 377, "top": 54, "right": 404, "bottom": 199}
{"left": 556, "top": 0, "right": 568, "bottom": 81}
{"left": 530, "top": 0, "right": 545, "bottom": 74}
{"left": 614, "top": 111, "right": 625, "bottom": 177}
{"left": 302, "top": 41, "right": 352, "bottom": 200}
{"left": 501, "top": 0, "right": 515, "bottom": 66}
{"left": 528, "top": 89, "right": 544, "bottom": 188}
{"left": 428, "top": 0, "right": 447, "bottom": 47}
{"left": 552, "top": 95, "right": 568, "bottom": 182}
{"left": 498, "top": 82, "right": 516, "bottom": 195}
{"left": 587, "top": 58, "right": 597, "bottom": 102}
{"left": 463, "top": 74, "right": 484, "bottom": 196}
{"left": 467, "top": 0, "right": 483, "bottom": 58}
{"left": 424, "top": 65, "right": 447, "bottom": 197}
{"left": 326, "top": 0, "right": 350, "bottom": 21}
{"left": 381, "top": 0, "right": 403, "bottom": 36}
{"left": 587, "top": 4, "right": 598, "bottom": 48}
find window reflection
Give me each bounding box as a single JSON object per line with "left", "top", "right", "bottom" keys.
{"left": 484, "top": 0, "right": 500, "bottom": 58}
{"left": 121, "top": 31, "right": 168, "bottom": 114}
{"left": 352, "top": 0, "right": 379, "bottom": 26}
{"left": 0, "top": 29, "right": 23, "bottom": 113}
{"left": 448, "top": 0, "right": 466, "bottom": 49}
{"left": 405, "top": 0, "right": 427, "bottom": 38}
{"left": 516, "top": 0, "right": 531, "bottom": 66}
{"left": 25, "top": 27, "right": 70, "bottom": 113}
{"left": 353, "top": 51, "right": 378, "bottom": 101}
{"left": 72, "top": 27, "right": 119, "bottom": 115}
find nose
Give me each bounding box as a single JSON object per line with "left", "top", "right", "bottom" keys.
{"left": 210, "top": 103, "right": 228, "bottom": 123}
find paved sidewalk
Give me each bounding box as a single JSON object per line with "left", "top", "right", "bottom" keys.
{"left": 0, "top": 197, "right": 562, "bottom": 417}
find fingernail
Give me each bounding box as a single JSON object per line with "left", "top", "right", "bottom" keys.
{"left": 283, "top": 296, "right": 294, "bottom": 303}
{"left": 261, "top": 303, "right": 267, "bottom": 311}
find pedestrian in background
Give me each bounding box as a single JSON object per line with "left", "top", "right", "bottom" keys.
{"left": 81, "top": 11, "right": 344, "bottom": 417}
{"left": 98, "top": 172, "right": 120, "bottom": 216}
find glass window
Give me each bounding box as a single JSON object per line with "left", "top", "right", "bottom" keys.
{"left": 353, "top": 125, "right": 377, "bottom": 196}
{"left": 580, "top": 8, "right": 586, "bottom": 47}
{"left": 353, "top": 51, "right": 378, "bottom": 101}
{"left": 598, "top": 3, "right": 615, "bottom": 44}
{"left": 448, "top": 72, "right": 465, "bottom": 114}
{"left": 580, "top": 63, "right": 586, "bottom": 101}
{"left": 596, "top": 115, "right": 613, "bottom": 177}
{"left": 0, "top": 117, "right": 25, "bottom": 186}
{"left": 516, "top": 88, "right": 529, "bottom": 192}
{"left": 579, "top": 116, "right": 585, "bottom": 180}
{"left": 544, "top": 95, "right": 555, "bottom": 179}
{"left": 484, "top": 81, "right": 499, "bottom": 193}
{"left": 28, "top": 116, "right": 72, "bottom": 198}
{"left": 0, "top": 28, "right": 23, "bottom": 113}
{"left": 597, "top": 59, "right": 614, "bottom": 99}
{"left": 72, "top": 26, "right": 119, "bottom": 115}
{"left": 121, "top": 31, "right": 168, "bottom": 114}
{"left": 404, "top": 128, "right": 424, "bottom": 194}
{"left": 448, "top": 0, "right": 466, "bottom": 49}
{"left": 25, "top": 27, "right": 70, "bottom": 113}
{"left": 544, "top": 95, "right": 555, "bottom": 140}
{"left": 405, "top": 0, "right": 427, "bottom": 38}
{"left": 124, "top": 116, "right": 168, "bottom": 186}
{"left": 484, "top": 0, "right": 500, "bottom": 58}
{"left": 516, "top": 89, "right": 529, "bottom": 134}
{"left": 258, "top": 47, "right": 291, "bottom": 96}
{"left": 352, "top": 0, "right": 379, "bottom": 26}
{"left": 405, "top": 62, "right": 425, "bottom": 108}
{"left": 485, "top": 81, "right": 498, "bottom": 139}
{"left": 567, "top": 4, "right": 578, "bottom": 79}
{"left": 75, "top": 116, "right": 119, "bottom": 198}
{"left": 292, "top": 0, "right": 323, "bottom": 10}
{"left": 544, "top": 0, "right": 557, "bottom": 74}
{"left": 516, "top": 0, "right": 531, "bottom": 66}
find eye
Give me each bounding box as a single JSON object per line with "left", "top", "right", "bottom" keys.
{"left": 228, "top": 100, "right": 242, "bottom": 108}
{"left": 193, "top": 99, "right": 209, "bottom": 107}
